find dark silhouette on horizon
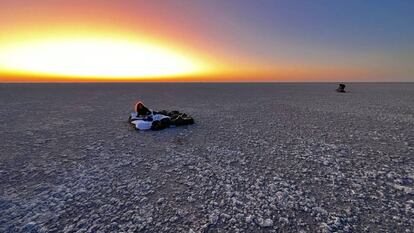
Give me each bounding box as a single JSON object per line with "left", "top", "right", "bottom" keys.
{"left": 336, "top": 83, "right": 346, "bottom": 93}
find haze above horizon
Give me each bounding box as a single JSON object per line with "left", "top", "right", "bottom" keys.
{"left": 0, "top": 0, "right": 413, "bottom": 82}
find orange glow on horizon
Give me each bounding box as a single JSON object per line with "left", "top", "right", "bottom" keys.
{"left": 0, "top": 29, "right": 217, "bottom": 79}
{"left": 1, "top": 65, "right": 386, "bottom": 83}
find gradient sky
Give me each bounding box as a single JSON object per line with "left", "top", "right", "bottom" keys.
{"left": 0, "top": 0, "right": 413, "bottom": 82}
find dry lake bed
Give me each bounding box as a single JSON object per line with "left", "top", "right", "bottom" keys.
{"left": 0, "top": 83, "right": 413, "bottom": 232}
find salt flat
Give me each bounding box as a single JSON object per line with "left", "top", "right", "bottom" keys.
{"left": 0, "top": 83, "right": 413, "bottom": 232}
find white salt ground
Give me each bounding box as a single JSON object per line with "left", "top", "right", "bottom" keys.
{"left": 0, "top": 83, "right": 413, "bottom": 232}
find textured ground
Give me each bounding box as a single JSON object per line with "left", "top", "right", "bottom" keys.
{"left": 0, "top": 83, "right": 413, "bottom": 233}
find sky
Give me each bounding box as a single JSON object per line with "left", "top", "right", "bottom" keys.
{"left": 0, "top": 0, "right": 413, "bottom": 82}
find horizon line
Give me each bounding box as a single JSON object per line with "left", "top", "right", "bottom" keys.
{"left": 1, "top": 81, "right": 413, "bottom": 84}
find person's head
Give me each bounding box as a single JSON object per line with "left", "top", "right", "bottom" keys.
{"left": 135, "top": 101, "right": 144, "bottom": 113}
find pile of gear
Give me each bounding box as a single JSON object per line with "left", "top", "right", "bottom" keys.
{"left": 128, "top": 102, "right": 194, "bottom": 130}
{"left": 336, "top": 83, "right": 346, "bottom": 93}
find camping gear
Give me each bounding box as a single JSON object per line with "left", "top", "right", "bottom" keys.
{"left": 336, "top": 84, "right": 346, "bottom": 93}
{"left": 129, "top": 109, "right": 194, "bottom": 131}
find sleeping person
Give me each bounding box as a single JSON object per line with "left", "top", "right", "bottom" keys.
{"left": 129, "top": 101, "right": 194, "bottom": 131}
{"left": 135, "top": 101, "right": 152, "bottom": 116}
{"left": 129, "top": 101, "right": 169, "bottom": 130}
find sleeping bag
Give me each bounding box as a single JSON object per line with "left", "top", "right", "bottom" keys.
{"left": 129, "top": 110, "right": 194, "bottom": 131}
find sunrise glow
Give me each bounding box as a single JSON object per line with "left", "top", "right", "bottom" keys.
{"left": 0, "top": 0, "right": 412, "bottom": 82}
{"left": 0, "top": 35, "right": 208, "bottom": 79}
